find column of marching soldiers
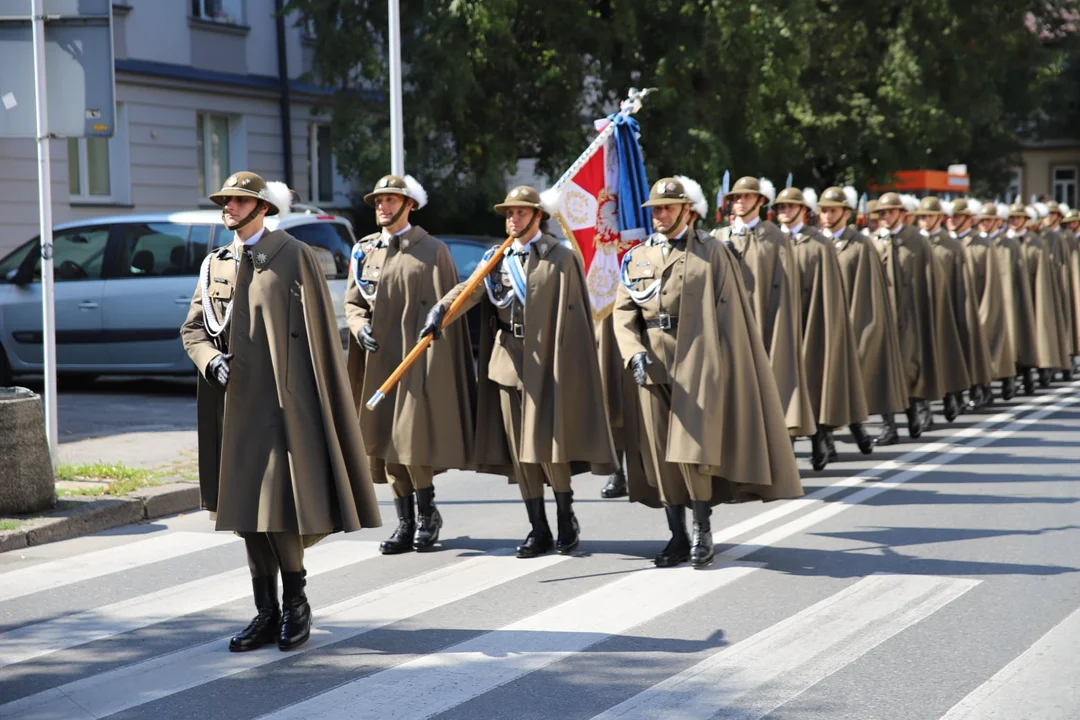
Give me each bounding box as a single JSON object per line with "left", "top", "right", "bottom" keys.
{"left": 180, "top": 169, "right": 1080, "bottom": 654}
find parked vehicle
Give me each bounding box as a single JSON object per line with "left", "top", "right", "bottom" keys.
{"left": 0, "top": 210, "right": 357, "bottom": 385}
{"left": 439, "top": 234, "right": 501, "bottom": 356}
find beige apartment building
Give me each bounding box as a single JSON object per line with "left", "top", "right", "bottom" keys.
{"left": 0, "top": 0, "right": 353, "bottom": 257}
{"left": 1011, "top": 140, "right": 1080, "bottom": 207}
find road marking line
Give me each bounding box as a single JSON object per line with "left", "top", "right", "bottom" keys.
{"left": 0, "top": 540, "right": 381, "bottom": 668}
{"left": 0, "top": 532, "right": 239, "bottom": 603}
{"left": 0, "top": 551, "right": 571, "bottom": 720}
{"left": 591, "top": 574, "right": 978, "bottom": 719}
{"left": 939, "top": 604, "right": 1080, "bottom": 720}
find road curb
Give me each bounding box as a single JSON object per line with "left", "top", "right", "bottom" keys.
{"left": 0, "top": 481, "right": 201, "bottom": 554}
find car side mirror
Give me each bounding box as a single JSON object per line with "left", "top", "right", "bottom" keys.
{"left": 11, "top": 265, "right": 32, "bottom": 286}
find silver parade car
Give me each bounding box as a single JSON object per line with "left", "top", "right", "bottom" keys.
{"left": 0, "top": 209, "right": 357, "bottom": 385}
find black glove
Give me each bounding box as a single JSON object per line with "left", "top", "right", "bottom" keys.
{"left": 418, "top": 304, "right": 447, "bottom": 342}
{"left": 629, "top": 352, "right": 653, "bottom": 387}
{"left": 207, "top": 353, "right": 233, "bottom": 389}
{"left": 357, "top": 325, "right": 379, "bottom": 353}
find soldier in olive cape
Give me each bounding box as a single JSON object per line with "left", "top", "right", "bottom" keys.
{"left": 1007, "top": 202, "right": 1069, "bottom": 386}
{"left": 711, "top": 177, "right": 816, "bottom": 441}
{"left": 419, "top": 187, "right": 616, "bottom": 558}
{"left": 818, "top": 186, "right": 909, "bottom": 445}
{"left": 344, "top": 175, "right": 476, "bottom": 555}
{"left": 949, "top": 199, "right": 1009, "bottom": 410}
{"left": 915, "top": 196, "right": 990, "bottom": 424}
{"left": 1039, "top": 201, "right": 1078, "bottom": 379}
{"left": 871, "top": 192, "right": 943, "bottom": 439}
{"left": 614, "top": 178, "right": 802, "bottom": 568}
{"left": 1063, "top": 206, "right": 1080, "bottom": 375}
{"left": 181, "top": 172, "right": 382, "bottom": 653}
{"left": 773, "top": 187, "right": 870, "bottom": 469}
{"left": 989, "top": 203, "right": 1041, "bottom": 396}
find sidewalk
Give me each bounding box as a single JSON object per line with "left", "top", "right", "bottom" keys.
{"left": 1, "top": 429, "right": 203, "bottom": 553}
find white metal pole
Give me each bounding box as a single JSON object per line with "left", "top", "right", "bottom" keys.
{"left": 388, "top": 0, "right": 404, "bottom": 175}
{"left": 31, "top": 0, "right": 58, "bottom": 465}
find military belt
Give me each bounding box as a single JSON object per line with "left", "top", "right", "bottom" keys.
{"left": 497, "top": 319, "right": 526, "bottom": 339}
{"left": 644, "top": 313, "right": 679, "bottom": 331}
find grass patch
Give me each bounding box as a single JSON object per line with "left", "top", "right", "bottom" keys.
{"left": 0, "top": 519, "right": 24, "bottom": 531}
{"left": 56, "top": 462, "right": 163, "bottom": 496}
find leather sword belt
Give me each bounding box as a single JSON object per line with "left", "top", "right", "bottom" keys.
{"left": 497, "top": 319, "right": 526, "bottom": 339}
{"left": 644, "top": 313, "right": 679, "bottom": 331}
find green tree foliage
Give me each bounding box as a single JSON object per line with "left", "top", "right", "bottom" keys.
{"left": 285, "top": 0, "right": 1072, "bottom": 228}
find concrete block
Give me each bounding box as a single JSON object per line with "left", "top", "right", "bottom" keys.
{"left": 0, "top": 387, "right": 56, "bottom": 515}
{"left": 0, "top": 529, "right": 28, "bottom": 553}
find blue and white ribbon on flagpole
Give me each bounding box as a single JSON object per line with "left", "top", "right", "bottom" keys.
{"left": 608, "top": 112, "right": 652, "bottom": 238}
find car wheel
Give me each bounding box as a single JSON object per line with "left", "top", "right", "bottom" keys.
{"left": 0, "top": 345, "right": 12, "bottom": 387}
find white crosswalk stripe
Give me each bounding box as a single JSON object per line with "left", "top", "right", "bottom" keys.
{"left": 0, "top": 540, "right": 380, "bottom": 668}
{"left": 591, "top": 574, "right": 979, "bottom": 720}
{"left": 0, "top": 531, "right": 239, "bottom": 603}
{"left": 0, "top": 385, "right": 1076, "bottom": 720}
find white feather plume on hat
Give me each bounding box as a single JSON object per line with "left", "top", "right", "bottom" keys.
{"left": 842, "top": 186, "right": 858, "bottom": 211}
{"left": 997, "top": 203, "right": 1010, "bottom": 220}
{"left": 539, "top": 187, "right": 561, "bottom": 217}
{"left": 1026, "top": 206, "right": 1038, "bottom": 221}
{"left": 675, "top": 175, "right": 708, "bottom": 218}
{"left": 802, "top": 187, "right": 818, "bottom": 214}
{"left": 1061, "top": 203, "right": 1072, "bottom": 214}
{"left": 1034, "top": 202, "right": 1049, "bottom": 218}
{"left": 403, "top": 174, "right": 428, "bottom": 209}
{"left": 264, "top": 181, "right": 293, "bottom": 217}
{"left": 967, "top": 199, "right": 983, "bottom": 217}
{"left": 759, "top": 177, "right": 777, "bottom": 205}
{"left": 941, "top": 200, "right": 954, "bottom": 218}
{"left": 900, "top": 194, "right": 918, "bottom": 213}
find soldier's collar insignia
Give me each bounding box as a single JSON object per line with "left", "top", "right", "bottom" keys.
{"left": 537, "top": 241, "right": 548, "bottom": 255}
{"left": 256, "top": 252, "right": 268, "bottom": 266}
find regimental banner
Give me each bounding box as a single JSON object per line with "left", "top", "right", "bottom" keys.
{"left": 547, "top": 115, "right": 652, "bottom": 320}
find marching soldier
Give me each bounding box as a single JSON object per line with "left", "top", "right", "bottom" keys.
{"left": 1063, "top": 206, "right": 1080, "bottom": 376}
{"left": 989, "top": 203, "right": 1040, "bottom": 396}
{"left": 950, "top": 199, "right": 1009, "bottom": 409}
{"left": 916, "top": 196, "right": 991, "bottom": 421}
{"left": 818, "top": 186, "right": 909, "bottom": 445}
{"left": 344, "top": 175, "right": 476, "bottom": 555}
{"left": 1039, "top": 201, "right": 1078, "bottom": 379}
{"left": 614, "top": 177, "right": 802, "bottom": 568}
{"left": 711, "top": 177, "right": 816, "bottom": 442}
{"left": 1007, "top": 202, "right": 1068, "bottom": 387}
{"left": 419, "top": 186, "right": 616, "bottom": 558}
{"left": 871, "top": 192, "right": 943, "bottom": 439}
{"left": 181, "top": 172, "right": 381, "bottom": 652}
{"left": 773, "top": 187, "right": 870, "bottom": 468}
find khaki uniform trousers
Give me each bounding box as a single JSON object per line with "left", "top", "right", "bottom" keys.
{"left": 242, "top": 532, "right": 305, "bottom": 577}
{"left": 638, "top": 383, "right": 713, "bottom": 507}
{"left": 498, "top": 386, "right": 572, "bottom": 500}
{"left": 385, "top": 464, "right": 434, "bottom": 499}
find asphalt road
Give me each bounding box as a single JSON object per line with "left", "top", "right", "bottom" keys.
{"left": 1, "top": 379, "right": 1079, "bottom": 719}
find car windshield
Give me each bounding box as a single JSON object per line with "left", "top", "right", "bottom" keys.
{"left": 443, "top": 238, "right": 493, "bottom": 279}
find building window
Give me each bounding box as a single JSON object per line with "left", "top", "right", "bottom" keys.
{"left": 197, "top": 112, "right": 236, "bottom": 199}
{"left": 68, "top": 103, "right": 131, "bottom": 205}
{"left": 1052, "top": 166, "right": 1077, "bottom": 208}
{"left": 308, "top": 123, "right": 349, "bottom": 206}
{"left": 191, "top": 0, "right": 244, "bottom": 24}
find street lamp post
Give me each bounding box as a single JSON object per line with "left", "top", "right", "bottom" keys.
{"left": 388, "top": 0, "right": 404, "bottom": 176}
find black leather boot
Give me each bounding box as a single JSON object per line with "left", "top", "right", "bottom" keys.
{"left": 874, "top": 414, "right": 899, "bottom": 446}
{"left": 849, "top": 423, "right": 874, "bottom": 454}
{"left": 963, "top": 386, "right": 980, "bottom": 413}
{"left": 1062, "top": 367, "right": 1073, "bottom": 382}
{"left": 278, "top": 571, "right": 311, "bottom": 651}
{"left": 919, "top": 399, "right": 936, "bottom": 431}
{"left": 1001, "top": 375, "right": 1015, "bottom": 401}
{"left": 822, "top": 426, "right": 838, "bottom": 463}
{"left": 600, "top": 467, "right": 628, "bottom": 499}
{"left": 979, "top": 383, "right": 994, "bottom": 410}
{"left": 516, "top": 497, "right": 554, "bottom": 558}
{"left": 1039, "top": 368, "right": 1052, "bottom": 387}
{"left": 905, "top": 404, "right": 924, "bottom": 439}
{"left": 689, "top": 501, "right": 715, "bottom": 568}
{"left": 379, "top": 494, "right": 416, "bottom": 555}
{"left": 943, "top": 392, "right": 960, "bottom": 422}
{"left": 229, "top": 576, "right": 281, "bottom": 652}
{"left": 1022, "top": 368, "right": 1035, "bottom": 395}
{"left": 413, "top": 487, "right": 443, "bottom": 552}
{"left": 810, "top": 429, "right": 829, "bottom": 471}
{"left": 554, "top": 491, "right": 580, "bottom": 555}
{"left": 654, "top": 505, "right": 691, "bottom": 568}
